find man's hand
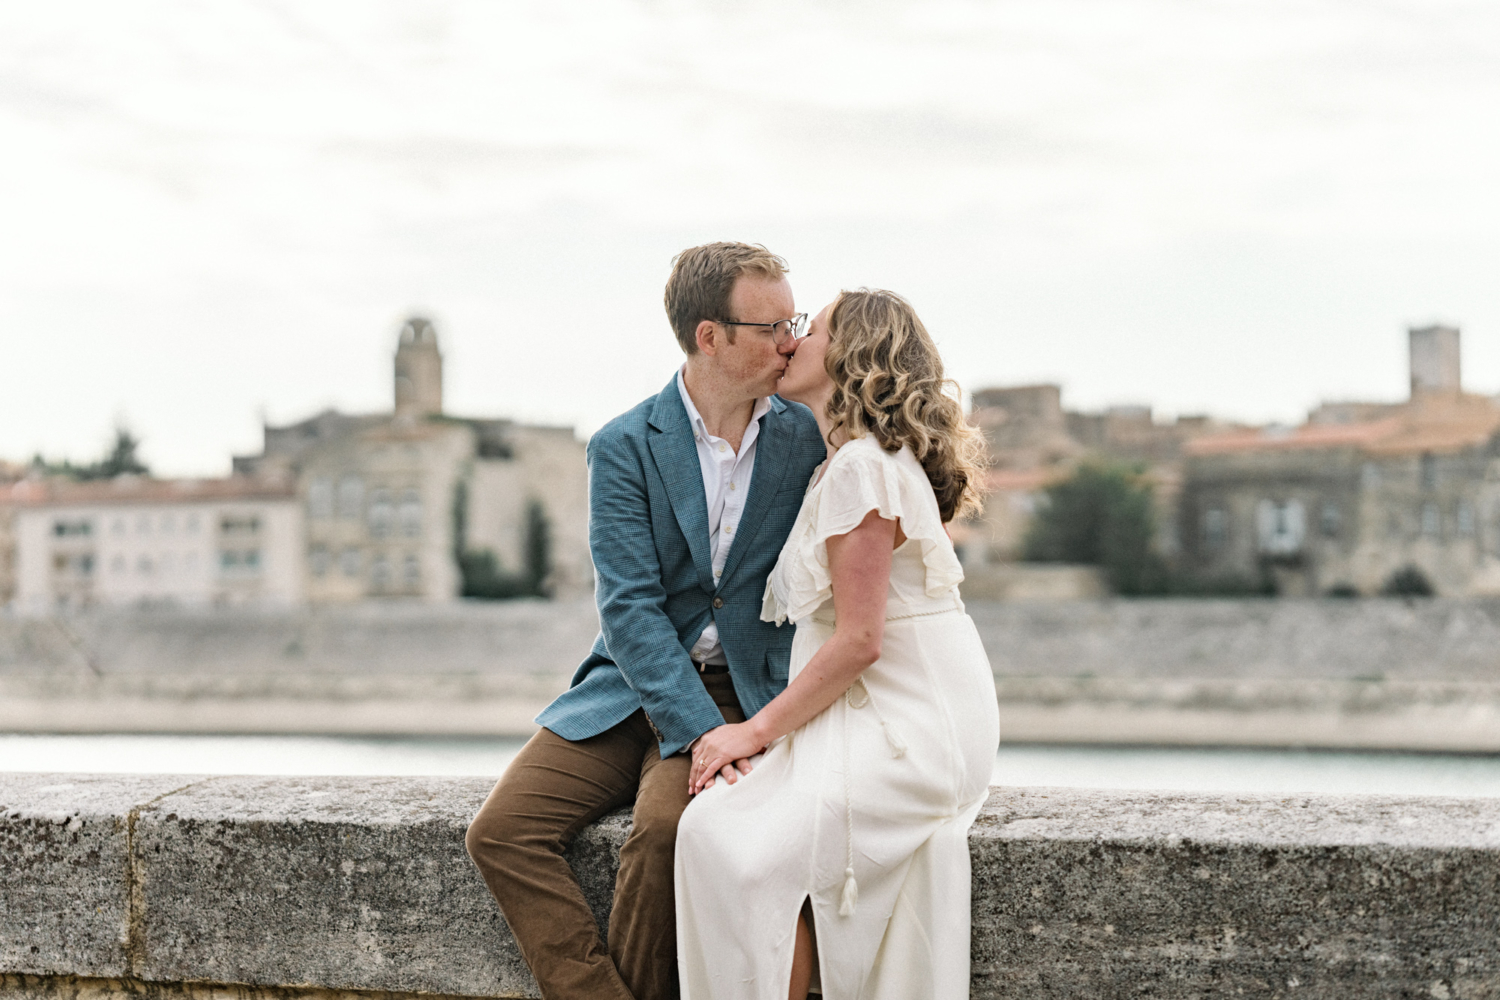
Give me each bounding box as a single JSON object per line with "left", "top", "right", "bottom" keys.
{"left": 689, "top": 722, "right": 765, "bottom": 795}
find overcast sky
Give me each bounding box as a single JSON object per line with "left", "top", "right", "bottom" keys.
{"left": 6, "top": 0, "right": 1500, "bottom": 476}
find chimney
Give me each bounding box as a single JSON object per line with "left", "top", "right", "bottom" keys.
{"left": 1409, "top": 324, "right": 1461, "bottom": 399}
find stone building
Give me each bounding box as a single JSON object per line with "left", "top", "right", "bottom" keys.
{"left": 959, "top": 384, "right": 1240, "bottom": 564}
{"left": 7, "top": 476, "right": 302, "bottom": 611}
{"left": 233, "top": 317, "right": 591, "bottom": 602}
{"left": 1178, "top": 326, "right": 1500, "bottom": 596}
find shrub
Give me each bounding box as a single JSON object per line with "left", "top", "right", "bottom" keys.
{"left": 1024, "top": 463, "right": 1167, "bottom": 595}
{"left": 1381, "top": 565, "right": 1435, "bottom": 598}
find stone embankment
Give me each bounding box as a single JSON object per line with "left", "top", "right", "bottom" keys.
{"left": 3, "top": 772, "right": 1498, "bottom": 999}
{"left": 5, "top": 598, "right": 1500, "bottom": 749}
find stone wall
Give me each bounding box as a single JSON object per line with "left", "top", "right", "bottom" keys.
{"left": 6, "top": 599, "right": 1500, "bottom": 749}
{"left": 3, "top": 773, "right": 1499, "bottom": 999}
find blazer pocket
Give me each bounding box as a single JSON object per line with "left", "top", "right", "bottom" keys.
{"left": 766, "top": 646, "right": 791, "bottom": 682}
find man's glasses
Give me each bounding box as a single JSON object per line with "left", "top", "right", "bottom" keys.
{"left": 714, "top": 313, "right": 809, "bottom": 345}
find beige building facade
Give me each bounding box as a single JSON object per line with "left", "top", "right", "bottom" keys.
{"left": 7, "top": 477, "right": 302, "bottom": 612}
{"left": 234, "top": 316, "right": 591, "bottom": 602}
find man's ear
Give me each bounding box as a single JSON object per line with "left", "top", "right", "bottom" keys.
{"left": 694, "top": 319, "right": 719, "bottom": 357}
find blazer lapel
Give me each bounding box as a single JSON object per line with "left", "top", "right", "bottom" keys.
{"left": 717, "top": 396, "right": 793, "bottom": 586}
{"left": 647, "top": 378, "right": 715, "bottom": 593}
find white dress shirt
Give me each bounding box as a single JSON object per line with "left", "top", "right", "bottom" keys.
{"left": 676, "top": 369, "right": 772, "bottom": 666}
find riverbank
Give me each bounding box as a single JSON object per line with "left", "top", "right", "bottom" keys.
{"left": 5, "top": 598, "right": 1500, "bottom": 751}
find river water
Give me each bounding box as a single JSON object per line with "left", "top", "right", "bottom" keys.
{"left": 4, "top": 734, "right": 1500, "bottom": 797}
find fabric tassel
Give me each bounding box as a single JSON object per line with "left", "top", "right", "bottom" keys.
{"left": 839, "top": 867, "right": 859, "bottom": 917}
{"left": 883, "top": 727, "right": 908, "bottom": 758}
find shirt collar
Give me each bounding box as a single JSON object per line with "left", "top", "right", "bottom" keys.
{"left": 676, "top": 367, "right": 771, "bottom": 441}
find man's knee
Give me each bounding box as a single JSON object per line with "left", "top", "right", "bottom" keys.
{"left": 465, "top": 810, "right": 500, "bottom": 865}
{"left": 466, "top": 787, "right": 541, "bottom": 871}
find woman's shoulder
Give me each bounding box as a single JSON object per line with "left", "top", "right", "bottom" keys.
{"left": 825, "top": 434, "right": 925, "bottom": 481}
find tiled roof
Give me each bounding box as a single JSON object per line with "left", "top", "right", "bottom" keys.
{"left": 0, "top": 476, "right": 296, "bottom": 507}
{"left": 1184, "top": 393, "right": 1500, "bottom": 458}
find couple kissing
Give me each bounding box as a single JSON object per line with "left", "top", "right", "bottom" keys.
{"left": 466, "top": 242, "right": 1000, "bottom": 1000}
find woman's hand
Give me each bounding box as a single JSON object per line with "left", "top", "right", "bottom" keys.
{"left": 689, "top": 722, "right": 767, "bottom": 794}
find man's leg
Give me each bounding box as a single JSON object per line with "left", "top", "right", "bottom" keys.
{"left": 466, "top": 716, "right": 653, "bottom": 1000}
{"left": 609, "top": 671, "right": 747, "bottom": 1000}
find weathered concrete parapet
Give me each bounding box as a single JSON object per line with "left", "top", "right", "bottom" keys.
{"left": 3, "top": 774, "right": 1499, "bottom": 999}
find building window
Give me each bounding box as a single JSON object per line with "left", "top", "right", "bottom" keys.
{"left": 220, "top": 549, "right": 262, "bottom": 574}
{"left": 52, "top": 519, "right": 92, "bottom": 537}
{"left": 403, "top": 553, "right": 420, "bottom": 587}
{"left": 368, "top": 488, "right": 394, "bottom": 538}
{"left": 1420, "top": 453, "right": 1437, "bottom": 490}
{"left": 1421, "top": 502, "right": 1440, "bottom": 538}
{"left": 1202, "top": 508, "right": 1227, "bottom": 552}
{"left": 340, "top": 548, "right": 362, "bottom": 577}
{"left": 1256, "top": 499, "right": 1305, "bottom": 555}
{"left": 1457, "top": 500, "right": 1476, "bottom": 536}
{"left": 1319, "top": 503, "right": 1341, "bottom": 538}
{"left": 308, "top": 478, "right": 334, "bottom": 519}
{"left": 1361, "top": 462, "right": 1381, "bottom": 489}
{"left": 399, "top": 489, "right": 422, "bottom": 537}
{"left": 221, "top": 515, "right": 261, "bottom": 535}
{"left": 337, "top": 476, "right": 364, "bottom": 520}
{"left": 310, "top": 546, "right": 330, "bottom": 577}
{"left": 136, "top": 515, "right": 151, "bottom": 536}
{"left": 137, "top": 555, "right": 153, "bottom": 576}
{"left": 371, "top": 554, "right": 390, "bottom": 590}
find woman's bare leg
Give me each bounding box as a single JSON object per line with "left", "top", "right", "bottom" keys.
{"left": 788, "top": 898, "right": 815, "bottom": 1000}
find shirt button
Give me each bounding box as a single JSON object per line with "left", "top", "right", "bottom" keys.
{"left": 717, "top": 444, "right": 726, "bottom": 453}
{"left": 713, "top": 597, "right": 724, "bottom": 609}
{"left": 729, "top": 482, "right": 736, "bottom": 490}
{"left": 724, "top": 525, "right": 733, "bottom": 535}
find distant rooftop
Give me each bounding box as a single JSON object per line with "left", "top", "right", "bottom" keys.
{"left": 2, "top": 475, "right": 295, "bottom": 508}
{"left": 1185, "top": 392, "right": 1500, "bottom": 458}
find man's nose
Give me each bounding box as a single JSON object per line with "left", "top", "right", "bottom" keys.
{"left": 777, "top": 335, "right": 798, "bottom": 357}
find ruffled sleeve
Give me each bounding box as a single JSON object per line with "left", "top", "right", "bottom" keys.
{"left": 762, "top": 437, "right": 964, "bottom": 626}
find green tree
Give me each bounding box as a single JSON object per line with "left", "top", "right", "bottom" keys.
{"left": 522, "top": 499, "right": 553, "bottom": 597}
{"left": 1024, "top": 463, "right": 1167, "bottom": 595}
{"left": 31, "top": 425, "right": 149, "bottom": 480}
{"left": 452, "top": 480, "right": 553, "bottom": 600}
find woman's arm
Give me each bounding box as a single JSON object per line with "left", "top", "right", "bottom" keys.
{"left": 689, "top": 508, "right": 898, "bottom": 794}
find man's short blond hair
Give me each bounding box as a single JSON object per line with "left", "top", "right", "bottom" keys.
{"left": 664, "top": 242, "right": 789, "bottom": 355}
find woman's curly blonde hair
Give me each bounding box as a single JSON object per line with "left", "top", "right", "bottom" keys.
{"left": 823, "top": 288, "right": 987, "bottom": 522}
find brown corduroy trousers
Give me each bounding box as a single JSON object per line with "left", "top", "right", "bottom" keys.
{"left": 465, "top": 671, "right": 745, "bottom": 1000}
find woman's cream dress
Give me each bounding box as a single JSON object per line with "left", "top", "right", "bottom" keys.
{"left": 675, "top": 435, "right": 1000, "bottom": 1000}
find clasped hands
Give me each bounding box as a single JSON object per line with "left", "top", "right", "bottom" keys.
{"left": 688, "top": 721, "right": 768, "bottom": 795}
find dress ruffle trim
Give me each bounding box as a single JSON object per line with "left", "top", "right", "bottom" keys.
{"left": 762, "top": 437, "right": 964, "bottom": 626}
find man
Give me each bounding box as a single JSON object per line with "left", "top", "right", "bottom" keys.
{"left": 466, "top": 242, "right": 827, "bottom": 1000}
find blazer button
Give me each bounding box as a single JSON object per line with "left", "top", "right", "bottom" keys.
{"left": 712, "top": 597, "right": 724, "bottom": 609}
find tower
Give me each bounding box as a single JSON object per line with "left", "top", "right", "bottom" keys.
{"left": 394, "top": 316, "right": 443, "bottom": 418}
{"left": 1409, "top": 324, "right": 1461, "bottom": 399}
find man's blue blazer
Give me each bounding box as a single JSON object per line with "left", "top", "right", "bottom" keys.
{"left": 536, "top": 374, "right": 827, "bottom": 758}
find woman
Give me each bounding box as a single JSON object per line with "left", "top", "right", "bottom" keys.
{"left": 675, "top": 289, "right": 1000, "bottom": 1000}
